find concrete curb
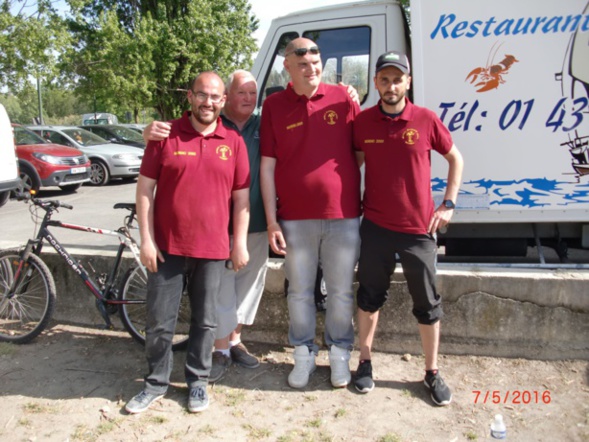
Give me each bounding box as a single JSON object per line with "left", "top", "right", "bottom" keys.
{"left": 39, "top": 251, "right": 589, "bottom": 360}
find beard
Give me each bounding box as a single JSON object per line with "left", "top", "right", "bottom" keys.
{"left": 192, "top": 104, "right": 219, "bottom": 125}
{"left": 380, "top": 89, "right": 405, "bottom": 107}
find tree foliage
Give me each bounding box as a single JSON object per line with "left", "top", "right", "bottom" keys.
{"left": 65, "top": 0, "right": 259, "bottom": 120}
{"left": 1, "top": 0, "right": 258, "bottom": 121}
{"left": 0, "top": 0, "right": 71, "bottom": 91}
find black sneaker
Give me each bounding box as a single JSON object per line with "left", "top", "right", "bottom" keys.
{"left": 188, "top": 385, "right": 209, "bottom": 413}
{"left": 354, "top": 360, "right": 375, "bottom": 393}
{"left": 424, "top": 371, "right": 452, "bottom": 406}
{"left": 125, "top": 390, "right": 164, "bottom": 414}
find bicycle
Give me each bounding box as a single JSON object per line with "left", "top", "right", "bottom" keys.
{"left": 0, "top": 193, "right": 190, "bottom": 350}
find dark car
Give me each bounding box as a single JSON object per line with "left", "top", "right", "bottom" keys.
{"left": 80, "top": 124, "right": 146, "bottom": 148}
{"left": 12, "top": 125, "right": 90, "bottom": 193}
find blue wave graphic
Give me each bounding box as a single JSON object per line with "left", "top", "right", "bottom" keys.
{"left": 432, "top": 177, "right": 589, "bottom": 207}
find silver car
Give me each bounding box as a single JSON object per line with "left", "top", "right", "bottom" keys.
{"left": 27, "top": 125, "right": 143, "bottom": 186}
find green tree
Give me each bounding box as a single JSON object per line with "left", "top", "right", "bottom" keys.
{"left": 0, "top": 1, "right": 71, "bottom": 91}
{"left": 66, "top": 0, "right": 259, "bottom": 120}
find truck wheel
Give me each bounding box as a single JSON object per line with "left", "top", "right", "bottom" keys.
{"left": 0, "top": 191, "right": 9, "bottom": 208}
{"left": 89, "top": 160, "right": 110, "bottom": 186}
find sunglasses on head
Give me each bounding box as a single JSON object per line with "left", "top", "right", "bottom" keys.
{"left": 285, "top": 46, "right": 320, "bottom": 57}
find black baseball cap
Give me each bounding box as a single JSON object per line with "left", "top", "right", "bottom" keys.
{"left": 375, "top": 51, "right": 410, "bottom": 74}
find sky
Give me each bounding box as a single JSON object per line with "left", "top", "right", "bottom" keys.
{"left": 246, "top": 0, "right": 352, "bottom": 48}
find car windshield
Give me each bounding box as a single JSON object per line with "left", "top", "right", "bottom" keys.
{"left": 110, "top": 126, "right": 145, "bottom": 143}
{"left": 62, "top": 128, "right": 108, "bottom": 147}
{"left": 14, "top": 126, "right": 47, "bottom": 145}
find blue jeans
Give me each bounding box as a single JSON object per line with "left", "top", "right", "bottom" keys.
{"left": 144, "top": 253, "right": 224, "bottom": 394}
{"left": 280, "top": 218, "right": 360, "bottom": 352}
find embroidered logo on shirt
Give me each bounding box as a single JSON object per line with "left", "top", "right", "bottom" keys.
{"left": 216, "top": 145, "right": 232, "bottom": 161}
{"left": 286, "top": 122, "right": 303, "bottom": 130}
{"left": 402, "top": 128, "right": 419, "bottom": 145}
{"left": 324, "top": 110, "right": 338, "bottom": 125}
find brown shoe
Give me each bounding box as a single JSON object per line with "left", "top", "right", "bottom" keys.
{"left": 230, "top": 342, "right": 260, "bottom": 368}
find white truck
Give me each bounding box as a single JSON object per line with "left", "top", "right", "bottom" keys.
{"left": 252, "top": 0, "right": 589, "bottom": 260}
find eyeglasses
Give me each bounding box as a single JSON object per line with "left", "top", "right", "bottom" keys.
{"left": 192, "top": 91, "right": 224, "bottom": 104}
{"left": 285, "top": 46, "right": 320, "bottom": 57}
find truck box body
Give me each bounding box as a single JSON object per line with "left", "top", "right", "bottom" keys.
{"left": 252, "top": 0, "right": 589, "bottom": 254}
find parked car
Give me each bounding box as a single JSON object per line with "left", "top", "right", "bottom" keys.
{"left": 80, "top": 124, "right": 146, "bottom": 148}
{"left": 0, "top": 104, "right": 19, "bottom": 207}
{"left": 121, "top": 123, "right": 148, "bottom": 134}
{"left": 12, "top": 124, "right": 91, "bottom": 193}
{"left": 28, "top": 126, "right": 143, "bottom": 186}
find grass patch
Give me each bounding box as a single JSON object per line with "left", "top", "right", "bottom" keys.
{"left": 146, "top": 415, "right": 167, "bottom": 424}
{"left": 224, "top": 388, "right": 247, "bottom": 407}
{"left": 334, "top": 408, "right": 347, "bottom": 418}
{"left": 303, "top": 394, "right": 318, "bottom": 402}
{"left": 465, "top": 430, "right": 478, "bottom": 440}
{"left": 377, "top": 434, "right": 403, "bottom": 442}
{"left": 306, "top": 418, "right": 323, "bottom": 428}
{"left": 23, "top": 402, "right": 59, "bottom": 414}
{"left": 243, "top": 423, "right": 271, "bottom": 439}
{"left": 200, "top": 424, "right": 216, "bottom": 436}
{"left": 0, "top": 342, "right": 16, "bottom": 356}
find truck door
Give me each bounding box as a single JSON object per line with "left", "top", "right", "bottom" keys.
{"left": 255, "top": 15, "right": 388, "bottom": 109}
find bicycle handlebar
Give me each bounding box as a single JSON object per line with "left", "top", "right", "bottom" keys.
{"left": 16, "top": 191, "right": 73, "bottom": 211}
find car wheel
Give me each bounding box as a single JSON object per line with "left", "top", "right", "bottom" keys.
{"left": 59, "top": 183, "right": 82, "bottom": 192}
{"left": 18, "top": 163, "right": 41, "bottom": 193}
{"left": 89, "top": 160, "right": 110, "bottom": 186}
{"left": 0, "top": 191, "right": 9, "bottom": 208}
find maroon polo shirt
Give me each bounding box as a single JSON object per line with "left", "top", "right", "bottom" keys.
{"left": 140, "top": 111, "right": 250, "bottom": 259}
{"left": 353, "top": 98, "right": 453, "bottom": 235}
{"left": 260, "top": 82, "right": 361, "bottom": 220}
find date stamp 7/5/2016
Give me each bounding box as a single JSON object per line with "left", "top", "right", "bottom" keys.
{"left": 472, "top": 390, "right": 551, "bottom": 405}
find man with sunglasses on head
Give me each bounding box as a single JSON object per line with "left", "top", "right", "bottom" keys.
{"left": 260, "top": 38, "right": 361, "bottom": 389}
{"left": 353, "top": 51, "right": 463, "bottom": 406}
{"left": 126, "top": 71, "right": 251, "bottom": 414}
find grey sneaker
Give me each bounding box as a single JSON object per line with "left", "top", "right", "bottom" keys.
{"left": 125, "top": 390, "right": 164, "bottom": 414}
{"left": 188, "top": 385, "right": 209, "bottom": 412}
{"left": 209, "top": 351, "right": 232, "bottom": 383}
{"left": 230, "top": 342, "right": 260, "bottom": 368}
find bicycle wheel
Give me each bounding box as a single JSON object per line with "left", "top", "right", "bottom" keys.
{"left": 0, "top": 249, "right": 56, "bottom": 344}
{"left": 118, "top": 266, "right": 190, "bottom": 351}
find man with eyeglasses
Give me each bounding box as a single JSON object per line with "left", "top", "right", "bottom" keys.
{"left": 260, "top": 37, "right": 361, "bottom": 389}
{"left": 126, "top": 71, "right": 251, "bottom": 415}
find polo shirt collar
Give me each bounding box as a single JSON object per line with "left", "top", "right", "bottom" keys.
{"left": 179, "top": 111, "right": 227, "bottom": 138}
{"left": 376, "top": 97, "right": 415, "bottom": 122}
{"left": 285, "top": 82, "right": 326, "bottom": 102}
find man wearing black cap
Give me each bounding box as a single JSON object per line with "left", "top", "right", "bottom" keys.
{"left": 352, "top": 51, "right": 464, "bottom": 406}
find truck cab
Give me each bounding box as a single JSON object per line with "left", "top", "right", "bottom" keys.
{"left": 0, "top": 104, "right": 20, "bottom": 207}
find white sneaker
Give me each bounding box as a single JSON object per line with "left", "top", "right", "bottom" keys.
{"left": 329, "top": 345, "right": 351, "bottom": 388}
{"left": 288, "top": 345, "right": 316, "bottom": 388}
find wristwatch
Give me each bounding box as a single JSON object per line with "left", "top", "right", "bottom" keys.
{"left": 442, "top": 199, "right": 456, "bottom": 209}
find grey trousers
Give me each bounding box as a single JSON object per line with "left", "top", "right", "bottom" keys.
{"left": 143, "top": 253, "right": 224, "bottom": 394}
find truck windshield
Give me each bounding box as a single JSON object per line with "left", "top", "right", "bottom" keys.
{"left": 260, "top": 26, "right": 370, "bottom": 105}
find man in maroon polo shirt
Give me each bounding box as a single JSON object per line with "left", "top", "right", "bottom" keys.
{"left": 125, "top": 71, "right": 251, "bottom": 414}
{"left": 353, "top": 51, "right": 464, "bottom": 406}
{"left": 260, "top": 37, "right": 361, "bottom": 389}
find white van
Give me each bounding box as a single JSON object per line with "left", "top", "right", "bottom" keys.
{"left": 0, "top": 104, "right": 19, "bottom": 207}
{"left": 81, "top": 113, "right": 119, "bottom": 125}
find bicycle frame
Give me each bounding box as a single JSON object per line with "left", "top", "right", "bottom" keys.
{"left": 15, "top": 204, "right": 147, "bottom": 327}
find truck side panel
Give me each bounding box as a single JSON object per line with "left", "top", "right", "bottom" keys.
{"left": 411, "top": 0, "right": 589, "bottom": 226}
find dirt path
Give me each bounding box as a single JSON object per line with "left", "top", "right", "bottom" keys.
{"left": 0, "top": 323, "right": 587, "bottom": 442}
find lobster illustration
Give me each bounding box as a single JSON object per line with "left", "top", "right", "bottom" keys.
{"left": 466, "top": 42, "right": 519, "bottom": 92}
